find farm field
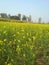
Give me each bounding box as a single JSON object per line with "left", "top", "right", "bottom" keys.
{"left": 0, "top": 22, "right": 49, "bottom": 65}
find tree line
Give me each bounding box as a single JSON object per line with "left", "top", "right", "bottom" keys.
{"left": 0, "top": 13, "right": 32, "bottom": 22}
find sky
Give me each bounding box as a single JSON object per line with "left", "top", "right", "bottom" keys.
{"left": 0, "top": 0, "right": 49, "bottom": 22}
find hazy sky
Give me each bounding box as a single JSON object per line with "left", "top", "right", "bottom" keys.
{"left": 0, "top": 0, "right": 49, "bottom": 22}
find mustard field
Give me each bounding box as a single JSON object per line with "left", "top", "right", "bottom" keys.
{"left": 0, "top": 22, "right": 49, "bottom": 65}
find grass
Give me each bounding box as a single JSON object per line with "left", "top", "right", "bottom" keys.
{"left": 0, "top": 22, "right": 49, "bottom": 65}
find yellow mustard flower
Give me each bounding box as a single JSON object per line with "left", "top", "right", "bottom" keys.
{"left": 0, "top": 40, "right": 2, "bottom": 43}
{"left": 7, "top": 63, "right": 11, "bottom": 65}
{"left": 3, "top": 31, "right": 7, "bottom": 34}
{"left": 4, "top": 49, "right": 6, "bottom": 51}
{"left": 13, "top": 34, "right": 16, "bottom": 37}
{"left": 0, "top": 49, "right": 1, "bottom": 51}
{"left": 4, "top": 39, "right": 7, "bottom": 42}
{"left": 32, "top": 36, "right": 36, "bottom": 40}
{"left": 27, "top": 33, "right": 29, "bottom": 36}
{"left": 3, "top": 25, "right": 6, "bottom": 28}
{"left": 30, "top": 45, "right": 34, "bottom": 50}
{"left": 14, "top": 39, "right": 16, "bottom": 42}
{"left": 33, "top": 54, "right": 35, "bottom": 57}
{"left": 17, "top": 32, "right": 20, "bottom": 34}
{"left": 24, "top": 41, "right": 28, "bottom": 47}
{"left": 0, "top": 40, "right": 3, "bottom": 45}
{"left": 5, "top": 62, "right": 7, "bottom": 64}
{"left": 28, "top": 38, "right": 31, "bottom": 41}
{"left": 21, "top": 29, "right": 24, "bottom": 32}
{"left": 18, "top": 40, "right": 21, "bottom": 43}
{"left": 16, "top": 45, "right": 21, "bottom": 52}
{"left": 11, "top": 59, "right": 14, "bottom": 62}
{"left": 23, "top": 54, "right": 26, "bottom": 57}
{"left": 8, "top": 41, "right": 12, "bottom": 45}
{"left": 17, "top": 45, "right": 19, "bottom": 48}
{"left": 23, "top": 36, "right": 25, "bottom": 38}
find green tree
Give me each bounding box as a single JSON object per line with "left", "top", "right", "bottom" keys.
{"left": 8, "top": 14, "right": 11, "bottom": 19}
{"left": 18, "top": 14, "right": 21, "bottom": 20}
{"left": 28, "top": 15, "right": 32, "bottom": 22}
{"left": 0, "top": 13, "right": 8, "bottom": 18}
{"left": 38, "top": 17, "right": 42, "bottom": 23}
{"left": 22, "top": 15, "right": 27, "bottom": 21}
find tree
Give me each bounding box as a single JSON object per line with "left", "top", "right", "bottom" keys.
{"left": 8, "top": 14, "right": 11, "bottom": 19}
{"left": 38, "top": 17, "right": 42, "bottom": 23}
{"left": 0, "top": 13, "right": 8, "bottom": 18}
{"left": 22, "top": 15, "right": 27, "bottom": 21}
{"left": 10, "top": 15, "right": 20, "bottom": 20}
{"left": 18, "top": 14, "right": 21, "bottom": 20}
{"left": 28, "top": 15, "right": 32, "bottom": 22}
